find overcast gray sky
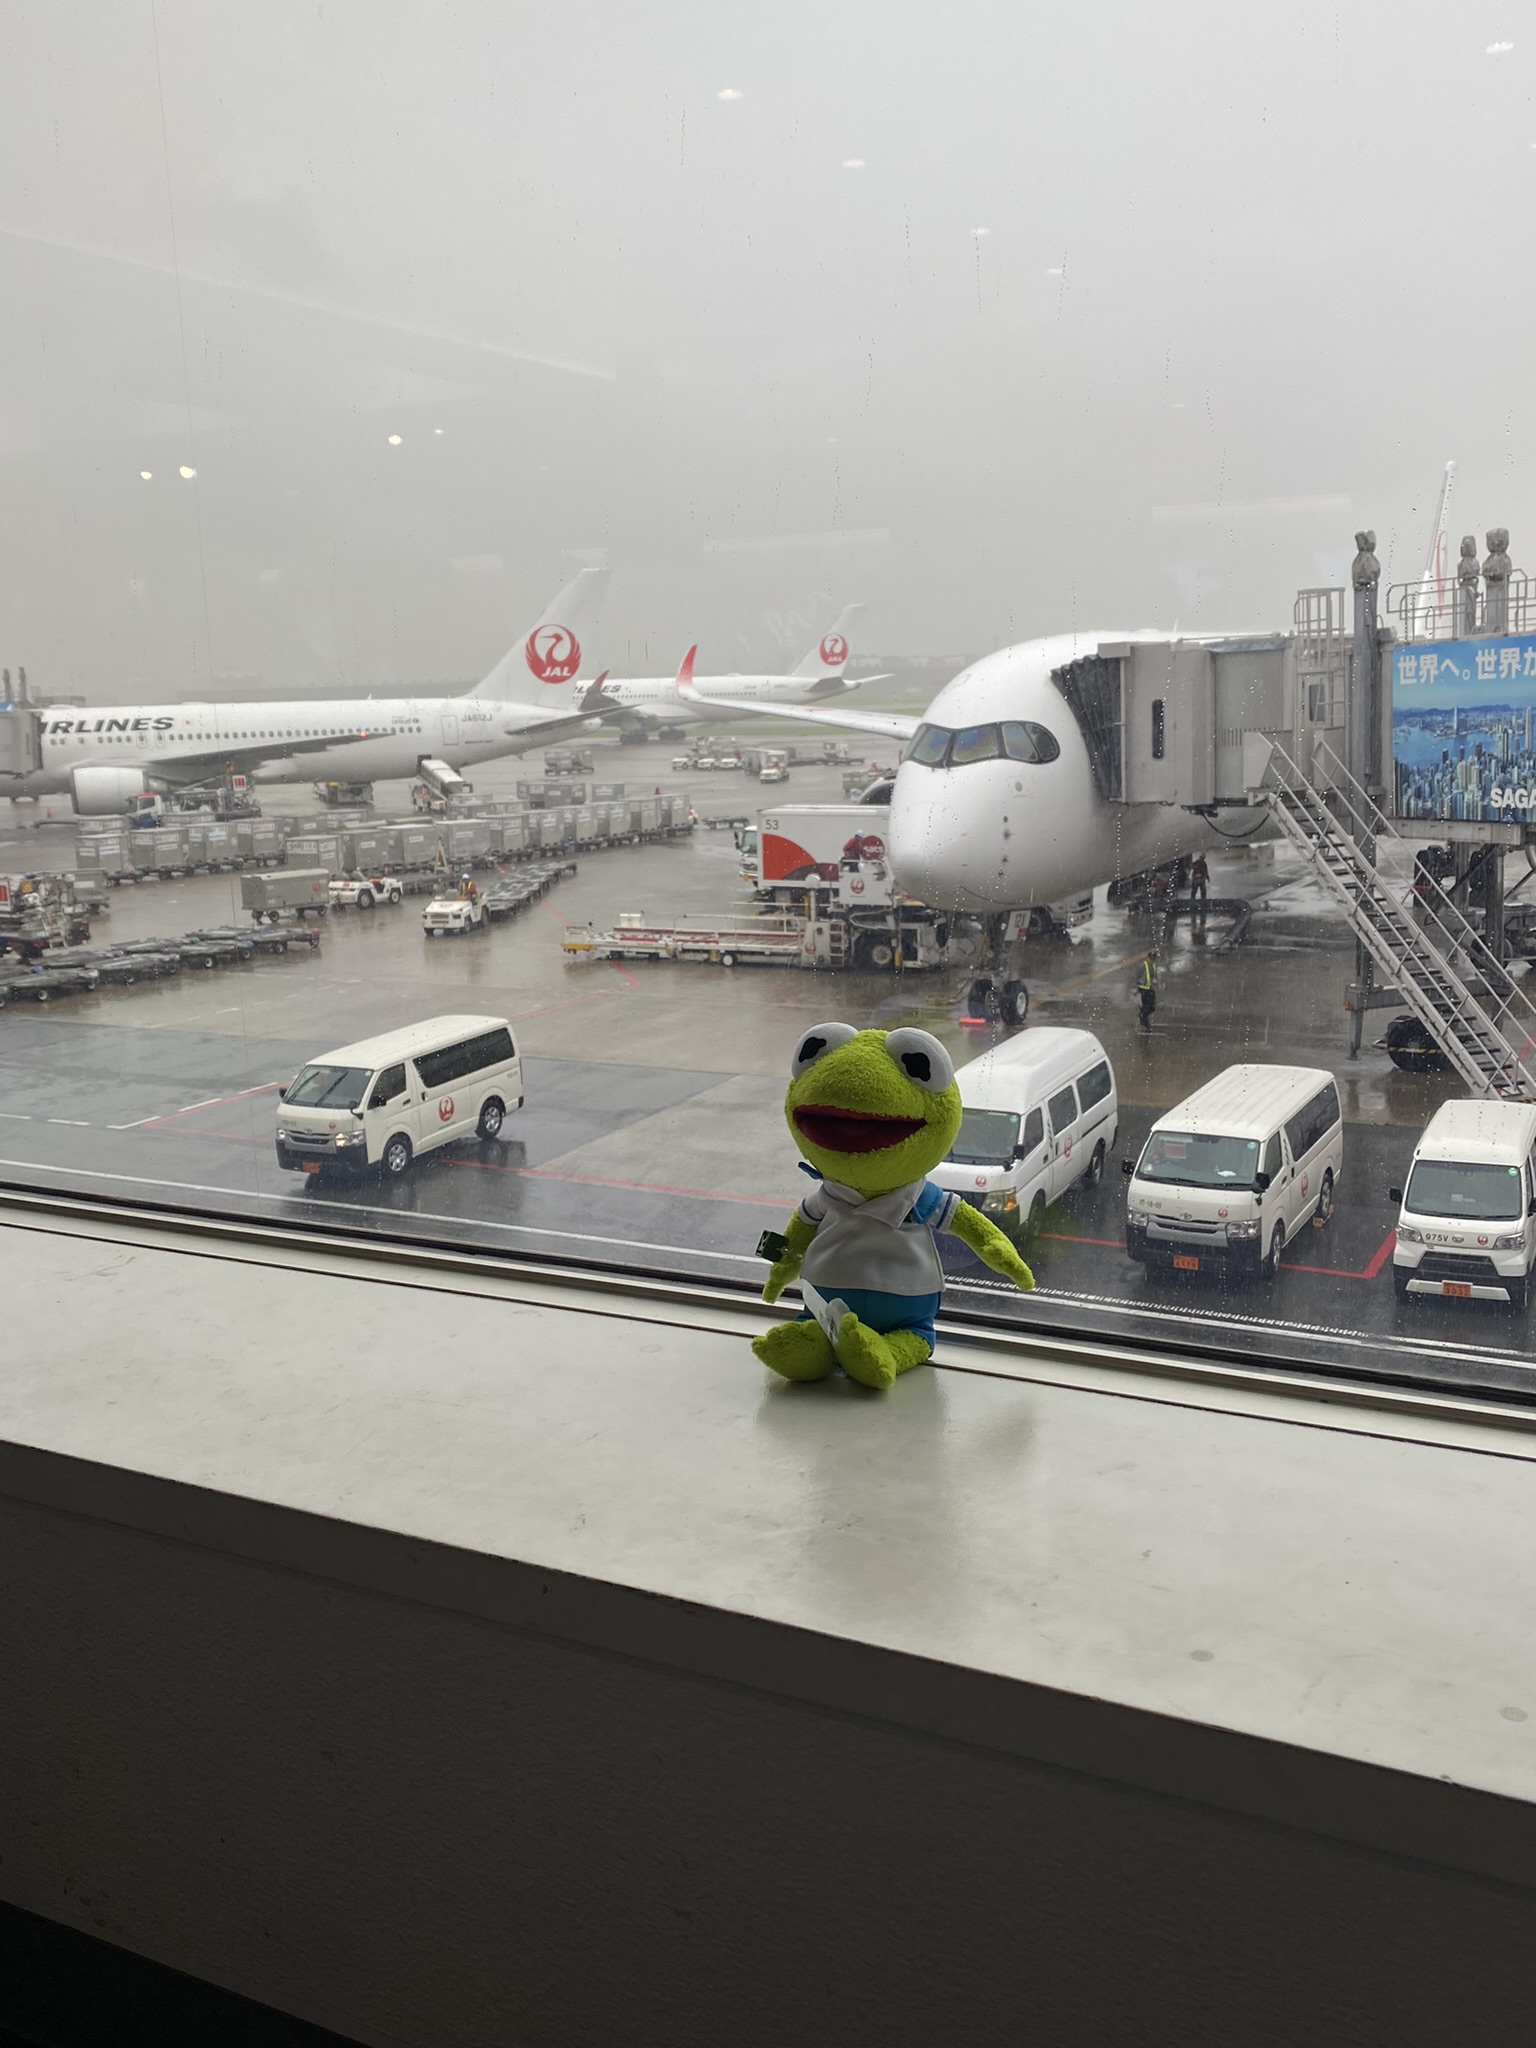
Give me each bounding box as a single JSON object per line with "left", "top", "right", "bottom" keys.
{"left": 0, "top": 0, "right": 1531, "bottom": 699}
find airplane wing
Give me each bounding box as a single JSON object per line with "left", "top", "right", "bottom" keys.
{"left": 678, "top": 684, "right": 918, "bottom": 744}
{"left": 499, "top": 710, "right": 603, "bottom": 745}
{"left": 136, "top": 730, "right": 381, "bottom": 787}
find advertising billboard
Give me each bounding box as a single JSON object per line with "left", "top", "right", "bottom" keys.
{"left": 1393, "top": 635, "right": 1536, "bottom": 822}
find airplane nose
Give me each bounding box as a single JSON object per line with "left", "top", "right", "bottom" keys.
{"left": 887, "top": 760, "right": 1080, "bottom": 909}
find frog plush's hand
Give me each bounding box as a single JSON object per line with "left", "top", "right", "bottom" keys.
{"left": 762, "top": 1251, "right": 803, "bottom": 1305}
{"left": 761, "top": 1210, "right": 818, "bottom": 1304}
{"left": 948, "top": 1200, "right": 1036, "bottom": 1293}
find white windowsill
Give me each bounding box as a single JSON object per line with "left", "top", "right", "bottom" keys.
{"left": 3, "top": 1184, "right": 1536, "bottom": 1893}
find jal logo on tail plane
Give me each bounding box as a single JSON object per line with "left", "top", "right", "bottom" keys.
{"left": 526, "top": 625, "right": 581, "bottom": 683}
{"left": 820, "top": 633, "right": 848, "bottom": 667}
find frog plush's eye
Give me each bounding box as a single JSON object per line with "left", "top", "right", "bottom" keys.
{"left": 882, "top": 1027, "right": 953, "bottom": 1094}
{"left": 790, "top": 1021, "right": 858, "bottom": 1076}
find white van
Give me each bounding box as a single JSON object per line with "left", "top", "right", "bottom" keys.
{"left": 1390, "top": 1098, "right": 1536, "bottom": 1309}
{"left": 1124, "top": 1063, "right": 1342, "bottom": 1281}
{"left": 931, "top": 1027, "right": 1117, "bottom": 1240}
{"left": 274, "top": 1013, "right": 522, "bottom": 1181}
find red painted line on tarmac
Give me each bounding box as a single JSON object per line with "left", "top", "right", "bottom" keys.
{"left": 1360, "top": 1228, "right": 1399, "bottom": 1279}
{"left": 608, "top": 960, "right": 640, "bottom": 988}
{"left": 142, "top": 1081, "right": 282, "bottom": 1127}
{"left": 1283, "top": 1228, "right": 1397, "bottom": 1281}
{"left": 1040, "top": 1223, "right": 1401, "bottom": 1283}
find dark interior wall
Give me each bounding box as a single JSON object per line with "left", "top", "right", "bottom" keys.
{"left": 4, "top": 1489, "right": 1536, "bottom": 2048}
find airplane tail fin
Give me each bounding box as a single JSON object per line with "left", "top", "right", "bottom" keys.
{"left": 790, "top": 602, "right": 865, "bottom": 679}
{"left": 674, "top": 644, "right": 698, "bottom": 691}
{"left": 468, "top": 565, "right": 610, "bottom": 705}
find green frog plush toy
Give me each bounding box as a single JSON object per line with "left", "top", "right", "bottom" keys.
{"left": 753, "top": 1022, "right": 1035, "bottom": 1389}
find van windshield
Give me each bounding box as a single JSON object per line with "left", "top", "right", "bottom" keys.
{"left": 286, "top": 1064, "right": 372, "bottom": 1110}
{"left": 948, "top": 1108, "right": 1021, "bottom": 1166}
{"left": 1137, "top": 1130, "right": 1260, "bottom": 1188}
{"left": 1405, "top": 1160, "right": 1524, "bottom": 1222}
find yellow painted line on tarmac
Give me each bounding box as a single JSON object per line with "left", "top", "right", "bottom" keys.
{"left": 1042, "top": 951, "right": 1144, "bottom": 1001}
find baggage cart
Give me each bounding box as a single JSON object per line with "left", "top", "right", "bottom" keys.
{"left": 240, "top": 869, "right": 331, "bottom": 921}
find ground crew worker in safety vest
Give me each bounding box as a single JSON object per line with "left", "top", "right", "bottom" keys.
{"left": 1136, "top": 948, "right": 1159, "bottom": 1031}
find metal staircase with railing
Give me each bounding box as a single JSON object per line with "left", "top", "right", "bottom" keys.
{"left": 1262, "top": 737, "right": 1536, "bottom": 1099}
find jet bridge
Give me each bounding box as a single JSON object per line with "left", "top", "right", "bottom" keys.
{"left": 1052, "top": 615, "right": 1342, "bottom": 812}
{"left": 1045, "top": 525, "right": 1536, "bottom": 1084}
{"left": 0, "top": 707, "right": 43, "bottom": 782}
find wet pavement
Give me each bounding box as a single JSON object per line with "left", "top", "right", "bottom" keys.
{"left": 2, "top": 752, "right": 1533, "bottom": 1399}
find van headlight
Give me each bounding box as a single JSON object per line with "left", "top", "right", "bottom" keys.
{"left": 1126, "top": 1208, "right": 1151, "bottom": 1229}
{"left": 1494, "top": 1233, "right": 1525, "bottom": 1251}
{"left": 1225, "top": 1218, "right": 1261, "bottom": 1240}
{"left": 982, "top": 1190, "right": 1018, "bottom": 1216}
{"left": 335, "top": 1130, "right": 367, "bottom": 1148}
{"left": 1396, "top": 1224, "right": 1424, "bottom": 1244}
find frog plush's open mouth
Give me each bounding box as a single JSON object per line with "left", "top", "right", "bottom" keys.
{"left": 793, "top": 1104, "right": 926, "bottom": 1154}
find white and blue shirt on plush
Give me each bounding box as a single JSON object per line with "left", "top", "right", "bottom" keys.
{"left": 794, "top": 1168, "right": 962, "bottom": 1348}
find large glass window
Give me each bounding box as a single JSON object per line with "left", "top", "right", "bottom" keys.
{"left": 4, "top": 5, "right": 1536, "bottom": 1408}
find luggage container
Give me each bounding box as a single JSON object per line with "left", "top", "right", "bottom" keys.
{"left": 284, "top": 833, "right": 344, "bottom": 871}
{"left": 138, "top": 827, "right": 190, "bottom": 874}
{"left": 341, "top": 828, "right": 390, "bottom": 870}
{"left": 444, "top": 819, "right": 493, "bottom": 863}
{"left": 592, "top": 782, "right": 626, "bottom": 802}
{"left": 202, "top": 823, "right": 235, "bottom": 867}
{"left": 491, "top": 812, "right": 531, "bottom": 856}
{"left": 181, "top": 824, "right": 209, "bottom": 866}
{"left": 394, "top": 822, "right": 437, "bottom": 867}
{"left": 74, "top": 833, "right": 129, "bottom": 877}
{"left": 240, "top": 869, "right": 331, "bottom": 920}
{"left": 628, "top": 796, "right": 663, "bottom": 838}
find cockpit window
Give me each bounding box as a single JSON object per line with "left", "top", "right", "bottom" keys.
{"left": 1002, "top": 720, "right": 1061, "bottom": 764}
{"left": 949, "top": 724, "right": 1002, "bottom": 767}
{"left": 905, "top": 720, "right": 1062, "bottom": 769}
{"left": 904, "top": 724, "right": 952, "bottom": 767}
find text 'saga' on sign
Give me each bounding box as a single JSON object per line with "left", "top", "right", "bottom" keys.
{"left": 1393, "top": 635, "right": 1536, "bottom": 823}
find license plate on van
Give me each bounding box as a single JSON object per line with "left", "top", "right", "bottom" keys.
{"left": 1173, "top": 1254, "right": 1200, "bottom": 1271}
{"left": 1441, "top": 1280, "right": 1472, "bottom": 1298}
{"left": 301, "top": 1161, "right": 322, "bottom": 1174}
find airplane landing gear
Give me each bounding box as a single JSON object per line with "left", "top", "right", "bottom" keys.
{"left": 961, "top": 975, "right": 1029, "bottom": 1028}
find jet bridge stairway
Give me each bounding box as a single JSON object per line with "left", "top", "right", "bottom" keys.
{"left": 1262, "top": 738, "right": 1536, "bottom": 1099}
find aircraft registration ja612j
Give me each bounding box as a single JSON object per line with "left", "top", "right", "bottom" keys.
{"left": 12, "top": 567, "right": 610, "bottom": 816}
{"left": 683, "top": 626, "right": 1273, "bottom": 910}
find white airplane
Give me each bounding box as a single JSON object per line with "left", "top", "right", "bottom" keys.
{"left": 582, "top": 604, "right": 880, "bottom": 734}
{"left": 13, "top": 568, "right": 610, "bottom": 815}
{"left": 683, "top": 627, "right": 1271, "bottom": 911}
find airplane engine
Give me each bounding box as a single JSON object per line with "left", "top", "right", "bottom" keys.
{"left": 69, "top": 764, "right": 155, "bottom": 815}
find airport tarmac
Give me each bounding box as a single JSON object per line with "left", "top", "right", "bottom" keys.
{"left": 3, "top": 749, "right": 1534, "bottom": 1399}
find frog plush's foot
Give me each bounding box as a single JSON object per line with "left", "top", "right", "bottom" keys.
{"left": 835, "top": 1314, "right": 932, "bottom": 1391}
{"left": 753, "top": 1317, "right": 837, "bottom": 1382}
